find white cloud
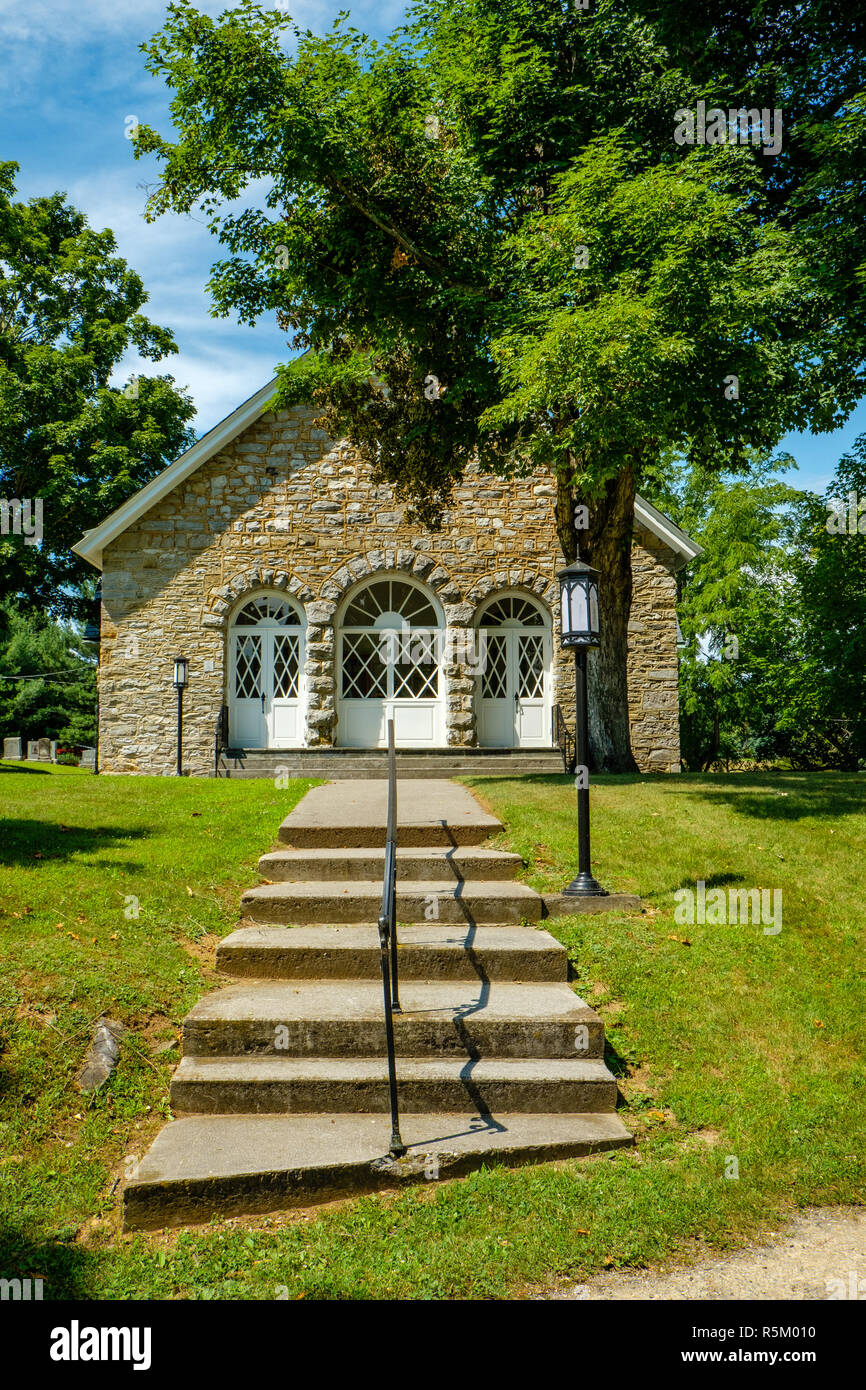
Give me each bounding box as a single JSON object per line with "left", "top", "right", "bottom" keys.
{"left": 112, "top": 338, "right": 285, "bottom": 435}
{"left": 0, "top": 0, "right": 401, "bottom": 47}
{"left": 1, "top": 0, "right": 408, "bottom": 436}
{"left": 60, "top": 164, "right": 291, "bottom": 433}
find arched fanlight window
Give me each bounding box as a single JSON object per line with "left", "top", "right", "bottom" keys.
{"left": 343, "top": 579, "right": 438, "bottom": 630}
{"left": 233, "top": 595, "right": 300, "bottom": 626}
{"left": 479, "top": 594, "right": 545, "bottom": 627}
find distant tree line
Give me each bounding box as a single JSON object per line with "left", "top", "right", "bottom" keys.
{"left": 661, "top": 437, "right": 866, "bottom": 771}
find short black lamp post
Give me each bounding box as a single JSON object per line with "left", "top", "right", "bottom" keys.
{"left": 173, "top": 657, "right": 188, "bottom": 777}
{"left": 557, "top": 559, "right": 607, "bottom": 897}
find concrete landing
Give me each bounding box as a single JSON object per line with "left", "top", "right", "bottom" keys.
{"left": 219, "top": 748, "right": 564, "bottom": 779}
{"left": 123, "top": 1111, "right": 632, "bottom": 1230}
{"left": 277, "top": 779, "right": 503, "bottom": 848}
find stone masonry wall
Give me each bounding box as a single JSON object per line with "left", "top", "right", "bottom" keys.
{"left": 626, "top": 526, "right": 681, "bottom": 773}
{"left": 97, "top": 404, "right": 681, "bottom": 775}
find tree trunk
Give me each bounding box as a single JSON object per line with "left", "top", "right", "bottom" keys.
{"left": 555, "top": 465, "right": 639, "bottom": 773}
{"left": 701, "top": 711, "right": 721, "bottom": 772}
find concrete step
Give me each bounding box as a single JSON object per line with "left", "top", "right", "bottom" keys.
{"left": 257, "top": 846, "right": 525, "bottom": 883}
{"left": 277, "top": 779, "right": 504, "bottom": 848}
{"left": 182, "top": 979, "right": 604, "bottom": 1058}
{"left": 223, "top": 766, "right": 563, "bottom": 779}
{"left": 240, "top": 879, "right": 543, "bottom": 925}
{"left": 219, "top": 750, "right": 565, "bottom": 780}
{"left": 123, "top": 1111, "right": 633, "bottom": 1229}
{"left": 217, "top": 924, "right": 568, "bottom": 982}
{"left": 171, "top": 1055, "right": 617, "bottom": 1115}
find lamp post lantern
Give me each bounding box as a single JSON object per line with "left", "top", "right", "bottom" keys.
{"left": 173, "top": 657, "right": 189, "bottom": 777}
{"left": 557, "top": 559, "right": 607, "bottom": 897}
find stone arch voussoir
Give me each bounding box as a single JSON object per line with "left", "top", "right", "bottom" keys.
{"left": 319, "top": 551, "right": 460, "bottom": 608}
{"left": 203, "top": 567, "right": 314, "bottom": 630}
{"left": 467, "top": 568, "right": 559, "bottom": 614}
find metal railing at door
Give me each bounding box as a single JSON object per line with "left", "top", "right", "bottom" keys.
{"left": 553, "top": 704, "right": 575, "bottom": 773}
{"left": 213, "top": 703, "right": 229, "bottom": 778}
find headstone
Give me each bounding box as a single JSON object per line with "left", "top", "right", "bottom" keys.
{"left": 79, "top": 747, "right": 96, "bottom": 769}
{"left": 50, "top": 740, "right": 58, "bottom": 762}
{"left": 3, "top": 737, "right": 23, "bottom": 760}
{"left": 37, "top": 737, "right": 52, "bottom": 762}
{"left": 27, "top": 740, "right": 39, "bottom": 760}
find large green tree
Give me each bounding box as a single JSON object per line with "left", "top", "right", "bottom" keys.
{"left": 793, "top": 436, "right": 866, "bottom": 766}
{"left": 669, "top": 441, "right": 866, "bottom": 771}
{"left": 133, "top": 0, "right": 866, "bottom": 766}
{"left": 0, "top": 599, "right": 96, "bottom": 747}
{"left": 0, "top": 162, "right": 197, "bottom": 619}
{"left": 663, "top": 455, "right": 806, "bottom": 769}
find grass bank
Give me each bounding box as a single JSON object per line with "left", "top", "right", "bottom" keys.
{"left": 0, "top": 766, "right": 862, "bottom": 1298}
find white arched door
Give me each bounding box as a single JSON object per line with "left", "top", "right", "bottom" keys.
{"left": 228, "top": 594, "right": 305, "bottom": 748}
{"left": 477, "top": 593, "right": 552, "bottom": 749}
{"left": 337, "top": 577, "right": 444, "bottom": 747}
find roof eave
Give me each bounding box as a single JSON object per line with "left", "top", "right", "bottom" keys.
{"left": 634, "top": 495, "right": 703, "bottom": 571}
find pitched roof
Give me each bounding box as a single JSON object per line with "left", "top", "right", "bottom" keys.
{"left": 72, "top": 378, "right": 702, "bottom": 569}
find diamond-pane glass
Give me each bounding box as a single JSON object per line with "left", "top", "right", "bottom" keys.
{"left": 518, "top": 634, "right": 545, "bottom": 698}
{"left": 341, "top": 633, "right": 388, "bottom": 698}
{"left": 481, "top": 634, "right": 508, "bottom": 698}
{"left": 481, "top": 596, "right": 544, "bottom": 627}
{"left": 393, "top": 653, "right": 438, "bottom": 698}
{"left": 272, "top": 633, "right": 300, "bottom": 698}
{"left": 234, "top": 635, "right": 262, "bottom": 697}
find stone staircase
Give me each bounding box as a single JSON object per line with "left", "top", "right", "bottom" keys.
{"left": 217, "top": 747, "right": 565, "bottom": 778}
{"left": 123, "top": 780, "right": 631, "bottom": 1230}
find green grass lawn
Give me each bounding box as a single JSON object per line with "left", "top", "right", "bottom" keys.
{"left": 0, "top": 764, "right": 863, "bottom": 1300}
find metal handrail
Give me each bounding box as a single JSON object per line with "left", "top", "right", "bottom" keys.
{"left": 377, "top": 719, "right": 406, "bottom": 1157}
{"left": 214, "top": 703, "right": 229, "bottom": 778}
{"left": 553, "top": 704, "right": 576, "bottom": 774}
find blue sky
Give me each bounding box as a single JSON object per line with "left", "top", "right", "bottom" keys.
{"left": 1, "top": 0, "right": 863, "bottom": 496}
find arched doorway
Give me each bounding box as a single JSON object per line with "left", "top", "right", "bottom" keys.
{"left": 476, "top": 592, "right": 552, "bottom": 748}
{"left": 228, "top": 592, "right": 305, "bottom": 748}
{"left": 337, "top": 576, "right": 444, "bottom": 747}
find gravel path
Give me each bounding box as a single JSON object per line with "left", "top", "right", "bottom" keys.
{"left": 543, "top": 1207, "right": 865, "bottom": 1300}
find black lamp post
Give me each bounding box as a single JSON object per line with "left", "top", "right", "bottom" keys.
{"left": 557, "top": 559, "right": 607, "bottom": 897}
{"left": 173, "top": 657, "right": 188, "bottom": 777}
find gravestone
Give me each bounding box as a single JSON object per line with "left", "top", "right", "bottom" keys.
{"left": 3, "top": 737, "right": 23, "bottom": 760}
{"left": 27, "top": 740, "right": 39, "bottom": 760}
{"left": 37, "top": 737, "right": 52, "bottom": 762}
{"left": 79, "top": 747, "right": 96, "bottom": 769}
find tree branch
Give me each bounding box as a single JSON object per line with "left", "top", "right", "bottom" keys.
{"left": 329, "top": 174, "right": 494, "bottom": 298}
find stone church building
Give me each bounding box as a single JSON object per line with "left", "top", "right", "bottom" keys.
{"left": 74, "top": 379, "right": 699, "bottom": 777}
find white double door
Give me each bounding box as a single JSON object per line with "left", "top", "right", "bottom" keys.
{"left": 338, "top": 628, "right": 443, "bottom": 747}
{"left": 229, "top": 626, "right": 303, "bottom": 748}
{"left": 477, "top": 628, "right": 550, "bottom": 748}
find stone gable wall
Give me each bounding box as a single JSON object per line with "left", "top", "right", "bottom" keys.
{"left": 97, "top": 405, "right": 681, "bottom": 775}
